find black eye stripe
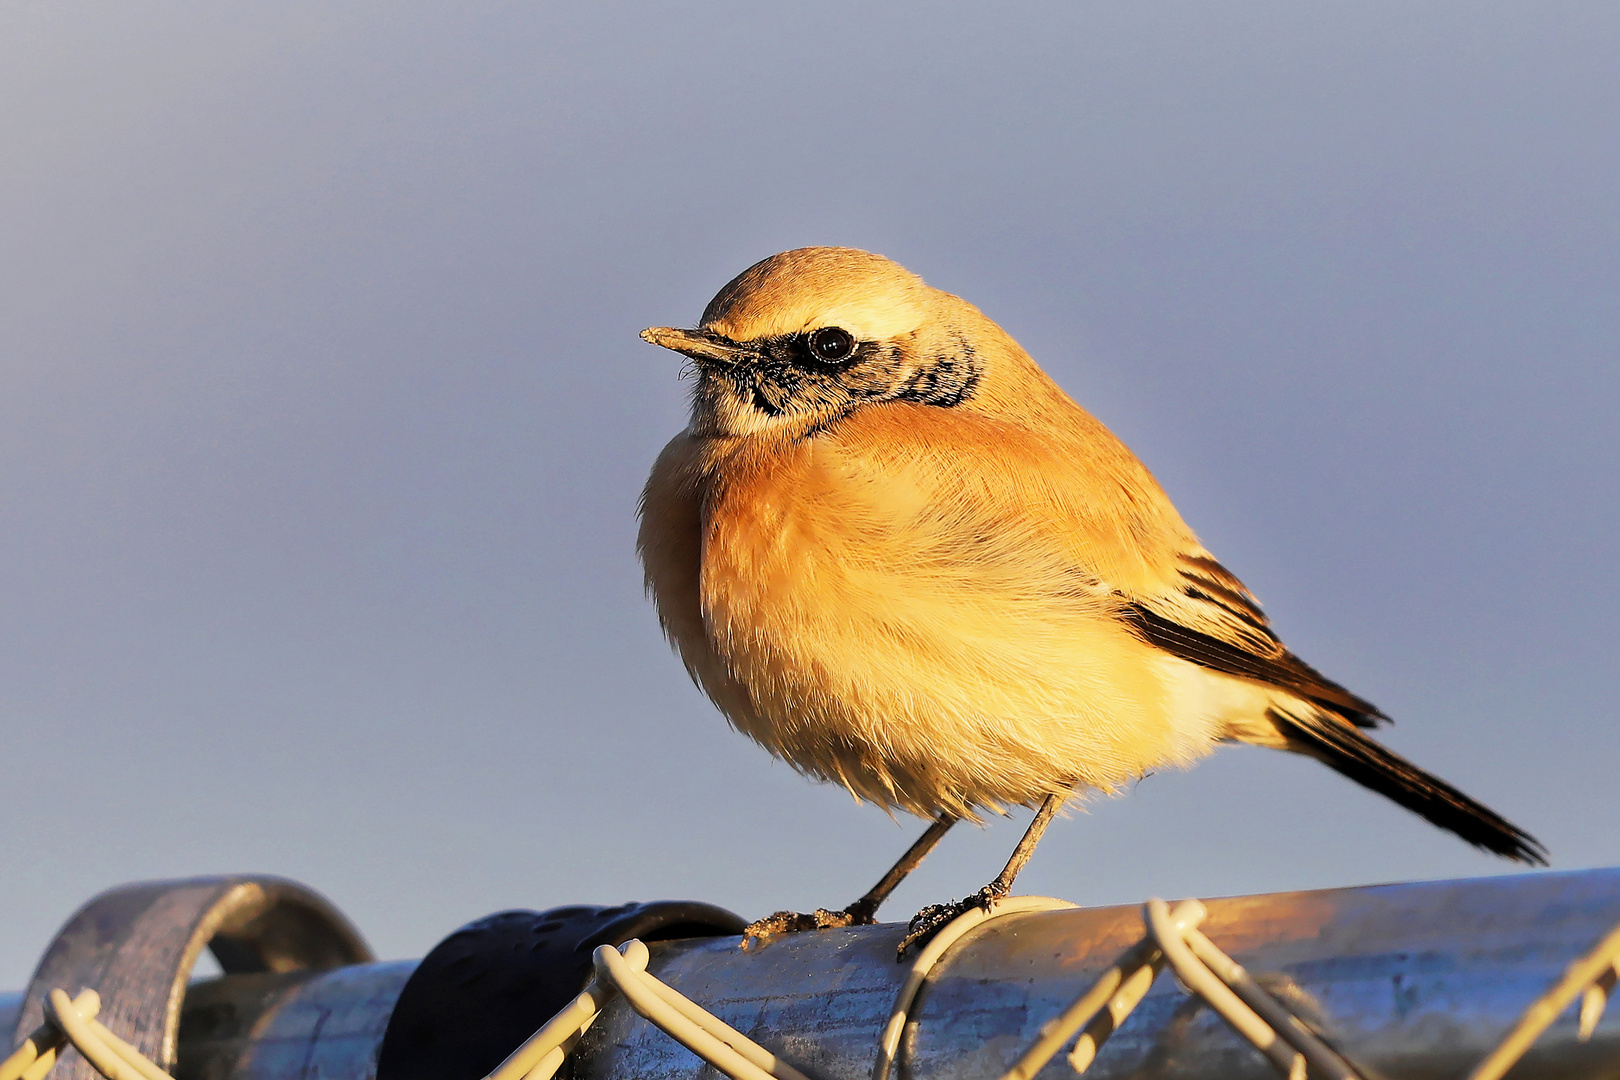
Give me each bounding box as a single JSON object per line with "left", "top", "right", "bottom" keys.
{"left": 709, "top": 328, "right": 981, "bottom": 426}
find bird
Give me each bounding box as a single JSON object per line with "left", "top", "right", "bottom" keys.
{"left": 636, "top": 246, "right": 1545, "bottom": 954}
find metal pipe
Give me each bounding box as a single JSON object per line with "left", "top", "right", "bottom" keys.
{"left": 25, "top": 868, "right": 1620, "bottom": 1080}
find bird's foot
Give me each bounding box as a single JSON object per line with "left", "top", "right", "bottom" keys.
{"left": 741, "top": 907, "right": 871, "bottom": 949}
{"left": 896, "top": 883, "right": 1008, "bottom": 959}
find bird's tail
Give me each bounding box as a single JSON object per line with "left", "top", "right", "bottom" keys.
{"left": 1271, "top": 708, "right": 1547, "bottom": 865}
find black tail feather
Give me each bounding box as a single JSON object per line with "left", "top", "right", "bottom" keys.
{"left": 1272, "top": 709, "right": 1548, "bottom": 866}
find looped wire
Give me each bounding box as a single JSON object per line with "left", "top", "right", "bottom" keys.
{"left": 999, "top": 897, "right": 1620, "bottom": 1080}
{"left": 990, "top": 896, "right": 1355, "bottom": 1080}
{"left": 1144, "top": 899, "right": 1359, "bottom": 1080}
{"left": 997, "top": 900, "right": 1202, "bottom": 1080}
{"left": 487, "top": 938, "right": 808, "bottom": 1080}
{"left": 875, "top": 896, "right": 1077, "bottom": 1080}
{"left": 0, "top": 990, "right": 100, "bottom": 1080}
{"left": 0, "top": 990, "right": 175, "bottom": 1080}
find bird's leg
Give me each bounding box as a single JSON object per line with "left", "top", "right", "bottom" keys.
{"left": 743, "top": 813, "right": 957, "bottom": 943}
{"left": 983, "top": 791, "right": 1065, "bottom": 895}
{"left": 897, "top": 792, "right": 1065, "bottom": 958}
{"left": 843, "top": 812, "right": 959, "bottom": 924}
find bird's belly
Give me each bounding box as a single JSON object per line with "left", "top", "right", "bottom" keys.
{"left": 697, "top": 507, "right": 1223, "bottom": 818}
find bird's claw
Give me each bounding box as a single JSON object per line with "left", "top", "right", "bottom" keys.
{"left": 741, "top": 907, "right": 870, "bottom": 949}
{"left": 896, "top": 884, "right": 1007, "bottom": 959}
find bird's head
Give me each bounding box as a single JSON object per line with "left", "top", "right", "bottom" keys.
{"left": 642, "top": 247, "right": 1014, "bottom": 440}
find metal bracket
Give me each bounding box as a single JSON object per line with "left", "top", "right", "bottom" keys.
{"left": 11, "top": 876, "right": 371, "bottom": 1080}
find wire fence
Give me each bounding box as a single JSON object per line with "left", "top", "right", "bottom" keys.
{"left": 7, "top": 892, "right": 1620, "bottom": 1080}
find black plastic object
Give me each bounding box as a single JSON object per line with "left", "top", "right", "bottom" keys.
{"left": 376, "top": 900, "right": 747, "bottom": 1080}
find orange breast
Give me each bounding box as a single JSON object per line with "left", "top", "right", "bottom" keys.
{"left": 640, "top": 410, "right": 1212, "bottom": 818}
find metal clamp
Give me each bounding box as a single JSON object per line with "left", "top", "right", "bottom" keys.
{"left": 7, "top": 876, "right": 368, "bottom": 1080}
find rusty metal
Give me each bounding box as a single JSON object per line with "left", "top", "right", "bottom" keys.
{"left": 11, "top": 876, "right": 370, "bottom": 1080}
{"left": 11, "top": 869, "right": 1620, "bottom": 1080}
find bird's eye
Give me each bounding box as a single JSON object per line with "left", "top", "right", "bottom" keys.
{"left": 805, "top": 327, "right": 856, "bottom": 364}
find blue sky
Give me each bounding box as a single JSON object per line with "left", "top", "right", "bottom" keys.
{"left": 1, "top": 2, "right": 1616, "bottom": 978}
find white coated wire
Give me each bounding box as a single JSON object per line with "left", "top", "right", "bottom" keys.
{"left": 0, "top": 990, "right": 99, "bottom": 1080}
{"left": 594, "top": 940, "right": 811, "bottom": 1080}
{"left": 872, "top": 896, "right": 1077, "bottom": 1080}
{"left": 1174, "top": 916, "right": 1360, "bottom": 1080}
{"left": 1465, "top": 919, "right": 1620, "bottom": 1080}
{"left": 998, "top": 900, "right": 1202, "bottom": 1080}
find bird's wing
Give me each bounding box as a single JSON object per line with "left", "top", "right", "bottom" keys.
{"left": 1120, "top": 548, "right": 1388, "bottom": 727}
{"left": 836, "top": 402, "right": 1389, "bottom": 727}
{"left": 1038, "top": 445, "right": 1391, "bottom": 728}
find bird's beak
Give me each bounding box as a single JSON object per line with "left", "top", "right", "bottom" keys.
{"left": 640, "top": 326, "right": 751, "bottom": 367}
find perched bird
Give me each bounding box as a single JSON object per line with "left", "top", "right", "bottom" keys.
{"left": 638, "top": 247, "right": 1545, "bottom": 951}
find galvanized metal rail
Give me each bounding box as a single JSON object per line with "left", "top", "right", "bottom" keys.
{"left": 6, "top": 869, "right": 1620, "bottom": 1080}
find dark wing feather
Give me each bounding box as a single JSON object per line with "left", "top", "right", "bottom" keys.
{"left": 1113, "top": 551, "right": 1543, "bottom": 862}
{"left": 1122, "top": 551, "right": 1389, "bottom": 728}
{"left": 1267, "top": 705, "right": 1546, "bottom": 864}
